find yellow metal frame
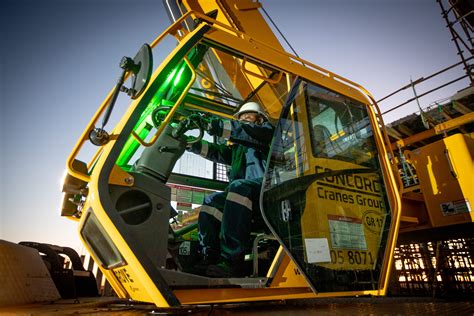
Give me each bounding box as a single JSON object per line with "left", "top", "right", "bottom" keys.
{"left": 360, "top": 93, "right": 402, "bottom": 295}
{"left": 77, "top": 203, "right": 172, "bottom": 306}
{"left": 241, "top": 57, "right": 284, "bottom": 84}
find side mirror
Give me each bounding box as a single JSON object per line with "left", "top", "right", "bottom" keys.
{"left": 90, "top": 44, "right": 153, "bottom": 146}
{"left": 129, "top": 44, "right": 153, "bottom": 99}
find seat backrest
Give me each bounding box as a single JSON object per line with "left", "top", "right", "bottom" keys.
{"left": 312, "top": 124, "right": 333, "bottom": 157}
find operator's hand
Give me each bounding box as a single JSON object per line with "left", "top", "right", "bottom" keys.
{"left": 184, "top": 135, "right": 197, "bottom": 149}
{"left": 188, "top": 114, "right": 209, "bottom": 129}
{"left": 206, "top": 117, "right": 222, "bottom": 136}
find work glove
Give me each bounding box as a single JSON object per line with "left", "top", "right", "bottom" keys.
{"left": 206, "top": 117, "right": 223, "bottom": 136}
{"left": 185, "top": 136, "right": 197, "bottom": 150}
{"left": 188, "top": 114, "right": 208, "bottom": 129}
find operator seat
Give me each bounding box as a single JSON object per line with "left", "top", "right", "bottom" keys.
{"left": 312, "top": 124, "right": 335, "bottom": 157}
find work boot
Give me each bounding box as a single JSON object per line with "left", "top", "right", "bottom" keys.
{"left": 206, "top": 258, "right": 247, "bottom": 278}
{"left": 188, "top": 254, "right": 219, "bottom": 276}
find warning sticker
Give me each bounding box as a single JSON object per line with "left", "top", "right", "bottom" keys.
{"left": 328, "top": 215, "right": 367, "bottom": 250}
{"left": 440, "top": 199, "right": 472, "bottom": 216}
{"left": 179, "top": 241, "right": 191, "bottom": 255}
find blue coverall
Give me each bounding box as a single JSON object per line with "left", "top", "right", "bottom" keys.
{"left": 188, "top": 119, "right": 274, "bottom": 262}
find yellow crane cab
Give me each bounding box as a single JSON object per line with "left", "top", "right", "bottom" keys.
{"left": 61, "top": 8, "right": 401, "bottom": 307}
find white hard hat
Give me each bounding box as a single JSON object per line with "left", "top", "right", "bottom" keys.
{"left": 233, "top": 102, "right": 268, "bottom": 120}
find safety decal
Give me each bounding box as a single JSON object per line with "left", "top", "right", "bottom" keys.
{"left": 328, "top": 215, "right": 367, "bottom": 250}
{"left": 440, "top": 199, "right": 472, "bottom": 216}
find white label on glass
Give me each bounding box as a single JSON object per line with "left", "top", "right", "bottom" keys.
{"left": 305, "top": 238, "right": 331, "bottom": 263}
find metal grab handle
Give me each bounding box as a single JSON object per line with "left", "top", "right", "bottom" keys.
{"left": 131, "top": 57, "right": 196, "bottom": 147}
{"left": 444, "top": 148, "right": 458, "bottom": 178}
{"left": 67, "top": 87, "right": 119, "bottom": 183}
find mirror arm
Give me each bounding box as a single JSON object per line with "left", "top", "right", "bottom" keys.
{"left": 89, "top": 57, "right": 136, "bottom": 147}
{"left": 88, "top": 66, "right": 127, "bottom": 147}
{"left": 102, "top": 56, "right": 135, "bottom": 129}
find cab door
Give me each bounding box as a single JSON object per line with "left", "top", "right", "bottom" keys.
{"left": 261, "top": 78, "right": 399, "bottom": 294}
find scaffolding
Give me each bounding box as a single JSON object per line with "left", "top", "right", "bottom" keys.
{"left": 391, "top": 238, "right": 474, "bottom": 297}
{"left": 437, "top": 0, "right": 474, "bottom": 85}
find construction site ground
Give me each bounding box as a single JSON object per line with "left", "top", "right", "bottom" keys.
{"left": 1, "top": 296, "right": 473, "bottom": 315}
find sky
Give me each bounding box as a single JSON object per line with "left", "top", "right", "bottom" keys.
{"left": 0, "top": 0, "right": 469, "bottom": 253}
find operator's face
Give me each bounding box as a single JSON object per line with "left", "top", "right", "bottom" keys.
{"left": 239, "top": 112, "right": 260, "bottom": 123}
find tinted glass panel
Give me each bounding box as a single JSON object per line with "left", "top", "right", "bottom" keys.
{"left": 262, "top": 80, "right": 391, "bottom": 292}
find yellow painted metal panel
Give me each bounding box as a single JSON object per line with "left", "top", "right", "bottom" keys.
{"left": 78, "top": 198, "right": 172, "bottom": 306}
{"left": 409, "top": 133, "right": 474, "bottom": 227}
{"left": 173, "top": 286, "right": 382, "bottom": 305}
{"left": 268, "top": 252, "right": 311, "bottom": 288}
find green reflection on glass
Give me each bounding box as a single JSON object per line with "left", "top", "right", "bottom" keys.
{"left": 173, "top": 66, "right": 186, "bottom": 87}
{"left": 115, "top": 54, "right": 194, "bottom": 167}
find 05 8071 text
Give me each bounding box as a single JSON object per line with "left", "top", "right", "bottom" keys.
{"left": 330, "top": 250, "right": 374, "bottom": 265}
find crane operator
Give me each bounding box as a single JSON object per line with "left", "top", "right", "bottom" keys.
{"left": 187, "top": 102, "right": 274, "bottom": 277}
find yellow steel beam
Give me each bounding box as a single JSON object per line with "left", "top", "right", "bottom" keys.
{"left": 391, "top": 112, "right": 474, "bottom": 150}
